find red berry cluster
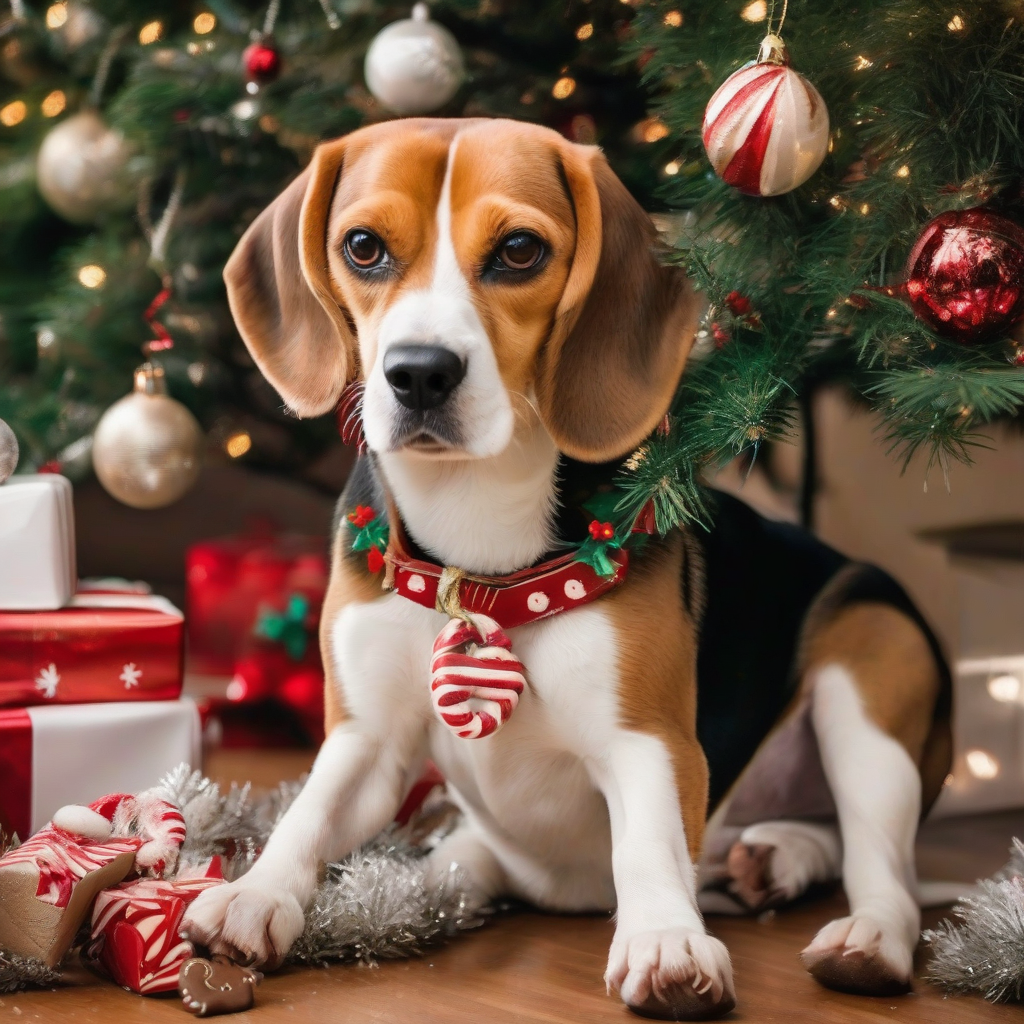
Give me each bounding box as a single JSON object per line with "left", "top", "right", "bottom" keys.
{"left": 588, "top": 520, "right": 615, "bottom": 541}
{"left": 348, "top": 505, "right": 376, "bottom": 528}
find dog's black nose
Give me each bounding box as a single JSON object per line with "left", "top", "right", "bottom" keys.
{"left": 383, "top": 345, "right": 466, "bottom": 411}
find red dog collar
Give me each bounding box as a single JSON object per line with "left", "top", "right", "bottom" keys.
{"left": 385, "top": 517, "right": 629, "bottom": 629}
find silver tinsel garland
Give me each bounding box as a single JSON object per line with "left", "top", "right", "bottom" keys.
{"left": 924, "top": 838, "right": 1024, "bottom": 1002}
{"left": 1, "top": 764, "right": 483, "bottom": 993}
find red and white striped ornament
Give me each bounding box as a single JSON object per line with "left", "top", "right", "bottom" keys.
{"left": 430, "top": 614, "right": 526, "bottom": 740}
{"left": 702, "top": 34, "right": 829, "bottom": 197}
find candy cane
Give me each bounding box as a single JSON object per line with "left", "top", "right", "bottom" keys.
{"left": 430, "top": 614, "right": 526, "bottom": 739}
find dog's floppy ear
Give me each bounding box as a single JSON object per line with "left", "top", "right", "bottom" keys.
{"left": 536, "top": 144, "right": 698, "bottom": 462}
{"left": 224, "top": 138, "right": 354, "bottom": 417}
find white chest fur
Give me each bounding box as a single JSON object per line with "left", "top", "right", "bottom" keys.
{"left": 329, "top": 593, "right": 624, "bottom": 911}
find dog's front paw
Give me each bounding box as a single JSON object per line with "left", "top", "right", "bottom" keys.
{"left": 800, "top": 915, "right": 913, "bottom": 996}
{"left": 181, "top": 878, "right": 305, "bottom": 970}
{"left": 606, "top": 928, "right": 735, "bottom": 1021}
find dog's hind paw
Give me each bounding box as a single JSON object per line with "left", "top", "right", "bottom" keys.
{"left": 800, "top": 915, "right": 913, "bottom": 996}
{"left": 606, "top": 928, "right": 735, "bottom": 1021}
{"left": 181, "top": 879, "right": 305, "bottom": 971}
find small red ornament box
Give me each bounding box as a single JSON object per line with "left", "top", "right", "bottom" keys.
{"left": 0, "top": 591, "right": 184, "bottom": 708}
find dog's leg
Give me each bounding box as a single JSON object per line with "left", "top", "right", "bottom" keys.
{"left": 725, "top": 820, "right": 841, "bottom": 911}
{"left": 183, "top": 720, "right": 419, "bottom": 967}
{"left": 599, "top": 730, "right": 735, "bottom": 1022}
{"left": 802, "top": 664, "right": 922, "bottom": 994}
{"left": 798, "top": 603, "right": 943, "bottom": 996}
{"left": 425, "top": 820, "right": 508, "bottom": 907}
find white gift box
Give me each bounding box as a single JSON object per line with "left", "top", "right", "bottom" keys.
{"left": 0, "top": 699, "right": 201, "bottom": 839}
{"left": 0, "top": 474, "right": 77, "bottom": 610}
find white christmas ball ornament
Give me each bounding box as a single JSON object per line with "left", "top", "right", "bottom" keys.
{"left": 0, "top": 417, "right": 18, "bottom": 484}
{"left": 36, "top": 110, "right": 141, "bottom": 224}
{"left": 702, "top": 36, "right": 829, "bottom": 198}
{"left": 365, "top": 3, "right": 464, "bottom": 115}
{"left": 92, "top": 363, "right": 203, "bottom": 509}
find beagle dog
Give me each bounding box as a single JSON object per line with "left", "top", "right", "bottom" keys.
{"left": 183, "top": 118, "right": 952, "bottom": 1020}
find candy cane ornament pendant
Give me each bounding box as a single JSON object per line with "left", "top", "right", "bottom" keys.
{"left": 430, "top": 613, "right": 526, "bottom": 739}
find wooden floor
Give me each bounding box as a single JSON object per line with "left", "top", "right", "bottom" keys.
{"left": 5, "top": 750, "right": 1022, "bottom": 1023}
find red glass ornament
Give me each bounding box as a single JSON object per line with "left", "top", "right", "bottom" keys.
{"left": 905, "top": 209, "right": 1024, "bottom": 343}
{"left": 243, "top": 38, "right": 281, "bottom": 83}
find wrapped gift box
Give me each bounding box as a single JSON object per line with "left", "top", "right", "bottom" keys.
{"left": 0, "top": 700, "right": 200, "bottom": 840}
{"left": 0, "top": 591, "right": 184, "bottom": 708}
{"left": 0, "top": 474, "right": 76, "bottom": 610}
{"left": 88, "top": 874, "right": 225, "bottom": 993}
{"left": 186, "top": 529, "right": 327, "bottom": 677}
{"left": 186, "top": 529, "right": 327, "bottom": 746}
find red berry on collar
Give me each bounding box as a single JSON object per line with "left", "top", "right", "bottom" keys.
{"left": 367, "top": 545, "right": 385, "bottom": 574}
{"left": 348, "top": 505, "right": 376, "bottom": 528}
{"left": 589, "top": 520, "right": 615, "bottom": 541}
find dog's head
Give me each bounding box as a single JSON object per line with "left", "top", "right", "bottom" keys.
{"left": 225, "top": 118, "right": 697, "bottom": 463}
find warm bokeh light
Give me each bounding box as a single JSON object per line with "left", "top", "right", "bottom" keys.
{"left": 664, "top": 160, "right": 681, "bottom": 175}
{"left": 0, "top": 100, "right": 26, "bottom": 127}
{"left": 45, "top": 2, "right": 67, "bottom": 29}
{"left": 576, "top": 23, "right": 593, "bottom": 40}
{"left": 552, "top": 76, "right": 576, "bottom": 100}
{"left": 41, "top": 90, "right": 66, "bottom": 117}
{"left": 139, "top": 21, "right": 163, "bottom": 45}
{"left": 663, "top": 10, "right": 683, "bottom": 27}
{"left": 741, "top": 0, "right": 767, "bottom": 22}
{"left": 988, "top": 674, "right": 1022, "bottom": 703}
{"left": 895, "top": 164, "right": 910, "bottom": 178}
{"left": 226, "top": 432, "right": 252, "bottom": 458}
{"left": 854, "top": 55, "right": 873, "bottom": 71}
{"left": 965, "top": 748, "right": 1000, "bottom": 780}
{"left": 947, "top": 15, "right": 964, "bottom": 32}
{"left": 193, "top": 12, "right": 216, "bottom": 34}
{"left": 859, "top": 203, "right": 870, "bottom": 215}
{"left": 640, "top": 117, "right": 669, "bottom": 143}
{"left": 78, "top": 264, "right": 107, "bottom": 288}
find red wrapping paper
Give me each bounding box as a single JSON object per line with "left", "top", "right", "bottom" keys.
{"left": 88, "top": 872, "right": 225, "bottom": 993}
{"left": 187, "top": 530, "right": 328, "bottom": 746}
{"left": 186, "top": 530, "right": 327, "bottom": 677}
{"left": 0, "top": 592, "right": 184, "bottom": 708}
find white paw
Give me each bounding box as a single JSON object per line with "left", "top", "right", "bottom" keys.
{"left": 801, "top": 915, "right": 914, "bottom": 995}
{"left": 605, "top": 928, "right": 735, "bottom": 1021}
{"left": 181, "top": 878, "right": 305, "bottom": 970}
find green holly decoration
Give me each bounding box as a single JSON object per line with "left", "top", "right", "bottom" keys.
{"left": 346, "top": 504, "right": 390, "bottom": 572}
{"left": 255, "top": 593, "right": 311, "bottom": 660}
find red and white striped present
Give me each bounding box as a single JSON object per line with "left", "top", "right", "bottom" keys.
{"left": 88, "top": 872, "right": 225, "bottom": 994}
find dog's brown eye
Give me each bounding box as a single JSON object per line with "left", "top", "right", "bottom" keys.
{"left": 345, "top": 229, "right": 385, "bottom": 269}
{"left": 497, "top": 232, "right": 544, "bottom": 271}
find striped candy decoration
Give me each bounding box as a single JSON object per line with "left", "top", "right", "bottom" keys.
{"left": 1, "top": 827, "right": 142, "bottom": 909}
{"left": 702, "top": 54, "right": 829, "bottom": 197}
{"left": 89, "top": 876, "right": 224, "bottom": 994}
{"left": 430, "top": 614, "right": 526, "bottom": 739}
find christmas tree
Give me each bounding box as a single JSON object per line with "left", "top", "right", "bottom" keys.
{"left": 0, "top": 0, "right": 652, "bottom": 488}
{"left": 621, "top": 0, "right": 1024, "bottom": 530}
{"left": 2, "top": 0, "right": 1024, "bottom": 531}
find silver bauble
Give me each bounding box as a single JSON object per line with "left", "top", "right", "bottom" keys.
{"left": 364, "top": 3, "right": 464, "bottom": 115}
{"left": 0, "top": 418, "right": 18, "bottom": 484}
{"left": 36, "top": 110, "right": 141, "bottom": 224}
{"left": 92, "top": 363, "right": 203, "bottom": 509}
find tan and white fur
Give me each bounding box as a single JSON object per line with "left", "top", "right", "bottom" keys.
{"left": 183, "top": 118, "right": 950, "bottom": 1020}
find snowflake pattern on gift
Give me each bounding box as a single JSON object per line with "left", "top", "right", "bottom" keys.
{"left": 35, "top": 663, "right": 60, "bottom": 699}
{"left": 119, "top": 662, "right": 142, "bottom": 689}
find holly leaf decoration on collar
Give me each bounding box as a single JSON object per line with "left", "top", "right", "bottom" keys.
{"left": 346, "top": 505, "right": 389, "bottom": 574}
